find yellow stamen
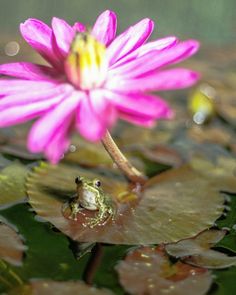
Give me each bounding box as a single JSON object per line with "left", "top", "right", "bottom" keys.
{"left": 65, "top": 33, "right": 107, "bottom": 90}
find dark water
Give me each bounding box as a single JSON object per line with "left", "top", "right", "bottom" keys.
{"left": 0, "top": 0, "right": 235, "bottom": 45}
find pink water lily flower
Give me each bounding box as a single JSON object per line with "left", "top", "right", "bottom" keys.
{"left": 0, "top": 10, "right": 199, "bottom": 163}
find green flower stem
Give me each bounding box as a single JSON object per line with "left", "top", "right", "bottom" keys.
{"left": 101, "top": 130, "right": 147, "bottom": 184}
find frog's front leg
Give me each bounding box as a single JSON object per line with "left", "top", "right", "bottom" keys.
{"left": 68, "top": 197, "right": 85, "bottom": 221}
{"left": 69, "top": 202, "right": 82, "bottom": 221}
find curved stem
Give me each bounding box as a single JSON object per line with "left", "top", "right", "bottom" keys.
{"left": 101, "top": 130, "right": 147, "bottom": 184}
{"left": 84, "top": 243, "right": 103, "bottom": 285}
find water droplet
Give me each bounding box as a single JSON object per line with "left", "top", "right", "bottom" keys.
{"left": 193, "top": 111, "right": 207, "bottom": 125}
{"left": 4, "top": 41, "right": 20, "bottom": 56}
{"left": 190, "top": 270, "right": 196, "bottom": 275}
{"left": 69, "top": 144, "right": 76, "bottom": 152}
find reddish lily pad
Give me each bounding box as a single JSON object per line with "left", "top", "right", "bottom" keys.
{"left": 0, "top": 163, "right": 28, "bottom": 208}
{"left": 166, "top": 230, "right": 236, "bottom": 269}
{"left": 116, "top": 246, "right": 212, "bottom": 295}
{"left": 26, "top": 157, "right": 226, "bottom": 244}
{"left": 9, "top": 280, "right": 114, "bottom": 295}
{"left": 0, "top": 221, "right": 27, "bottom": 265}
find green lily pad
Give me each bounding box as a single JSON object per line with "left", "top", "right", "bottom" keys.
{"left": 166, "top": 230, "right": 236, "bottom": 269}
{"left": 9, "top": 280, "right": 114, "bottom": 295}
{"left": 188, "top": 124, "right": 235, "bottom": 148}
{"left": 0, "top": 220, "right": 27, "bottom": 266}
{"left": 0, "top": 163, "right": 28, "bottom": 208}
{"left": 64, "top": 137, "right": 113, "bottom": 168}
{"left": 216, "top": 195, "right": 236, "bottom": 253}
{"left": 190, "top": 157, "right": 236, "bottom": 193}
{"left": 116, "top": 246, "right": 212, "bottom": 295}
{"left": 26, "top": 157, "right": 225, "bottom": 244}
{"left": 0, "top": 124, "right": 42, "bottom": 161}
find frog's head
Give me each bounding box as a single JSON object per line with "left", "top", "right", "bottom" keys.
{"left": 75, "top": 176, "right": 102, "bottom": 194}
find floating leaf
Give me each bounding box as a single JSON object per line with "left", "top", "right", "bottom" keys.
{"left": 116, "top": 246, "right": 212, "bottom": 295}
{"left": 0, "top": 154, "right": 11, "bottom": 169}
{"left": 26, "top": 159, "right": 224, "bottom": 244}
{"left": 0, "top": 124, "right": 42, "bottom": 161}
{"left": 0, "top": 221, "right": 27, "bottom": 266}
{"left": 190, "top": 156, "right": 236, "bottom": 193}
{"left": 0, "top": 203, "right": 89, "bottom": 282}
{"left": 166, "top": 230, "right": 236, "bottom": 269}
{"left": 0, "top": 259, "right": 24, "bottom": 292}
{"left": 166, "top": 230, "right": 226, "bottom": 257}
{"left": 124, "top": 145, "right": 183, "bottom": 172}
{"left": 216, "top": 195, "right": 236, "bottom": 253}
{"left": 9, "top": 280, "right": 114, "bottom": 295}
{"left": 188, "top": 124, "right": 234, "bottom": 147}
{"left": 186, "top": 251, "right": 236, "bottom": 269}
{"left": 216, "top": 90, "right": 236, "bottom": 126}
{"left": 0, "top": 163, "right": 28, "bottom": 208}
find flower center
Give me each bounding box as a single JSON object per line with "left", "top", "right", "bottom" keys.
{"left": 64, "top": 33, "right": 107, "bottom": 90}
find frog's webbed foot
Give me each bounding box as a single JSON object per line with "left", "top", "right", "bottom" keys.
{"left": 84, "top": 207, "right": 114, "bottom": 228}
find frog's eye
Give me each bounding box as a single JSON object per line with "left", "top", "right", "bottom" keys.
{"left": 94, "top": 179, "right": 101, "bottom": 187}
{"left": 75, "top": 176, "right": 82, "bottom": 184}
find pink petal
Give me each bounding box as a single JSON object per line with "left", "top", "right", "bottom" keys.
{"left": 112, "top": 36, "right": 178, "bottom": 68}
{"left": 107, "top": 18, "right": 154, "bottom": 65}
{"left": 137, "top": 36, "right": 178, "bottom": 56}
{"left": 104, "top": 90, "right": 173, "bottom": 119}
{"left": 0, "top": 84, "right": 73, "bottom": 108}
{"left": 0, "top": 79, "right": 58, "bottom": 96}
{"left": 20, "top": 19, "right": 60, "bottom": 67}
{"left": 119, "top": 112, "right": 156, "bottom": 127}
{"left": 109, "top": 40, "right": 200, "bottom": 78}
{"left": 92, "top": 10, "right": 117, "bottom": 46}
{"left": 73, "top": 22, "right": 86, "bottom": 32}
{"left": 44, "top": 128, "right": 71, "bottom": 164}
{"left": 0, "top": 62, "right": 59, "bottom": 80}
{"left": 51, "top": 17, "right": 75, "bottom": 57}
{"left": 77, "top": 91, "right": 116, "bottom": 141}
{"left": 28, "top": 91, "right": 82, "bottom": 153}
{"left": 0, "top": 92, "right": 66, "bottom": 127}
{"left": 106, "top": 69, "right": 200, "bottom": 92}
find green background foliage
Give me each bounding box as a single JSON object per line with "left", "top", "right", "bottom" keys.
{"left": 0, "top": 0, "right": 235, "bottom": 45}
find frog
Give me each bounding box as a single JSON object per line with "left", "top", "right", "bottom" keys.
{"left": 68, "top": 176, "right": 115, "bottom": 228}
